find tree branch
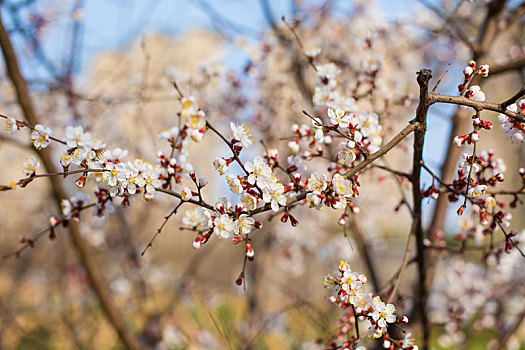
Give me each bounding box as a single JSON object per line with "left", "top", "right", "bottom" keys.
{"left": 412, "top": 69, "right": 432, "bottom": 350}
{"left": 428, "top": 93, "right": 525, "bottom": 122}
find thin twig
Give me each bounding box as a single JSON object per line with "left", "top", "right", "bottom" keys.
{"left": 431, "top": 63, "right": 450, "bottom": 93}
{"left": 2, "top": 203, "right": 96, "bottom": 259}
{"left": 141, "top": 201, "right": 184, "bottom": 256}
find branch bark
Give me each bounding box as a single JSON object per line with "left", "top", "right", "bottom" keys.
{"left": 0, "top": 12, "right": 142, "bottom": 350}
{"left": 412, "top": 69, "right": 432, "bottom": 350}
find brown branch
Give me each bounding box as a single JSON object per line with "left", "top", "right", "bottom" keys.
{"left": 343, "top": 122, "right": 419, "bottom": 178}
{"left": 428, "top": 93, "right": 525, "bottom": 122}
{"left": 372, "top": 164, "right": 412, "bottom": 181}
{"left": 156, "top": 187, "right": 215, "bottom": 211}
{"left": 412, "top": 69, "right": 432, "bottom": 350}
{"left": 0, "top": 16, "right": 142, "bottom": 350}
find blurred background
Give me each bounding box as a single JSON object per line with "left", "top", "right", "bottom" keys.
{"left": 0, "top": 0, "right": 524, "bottom": 349}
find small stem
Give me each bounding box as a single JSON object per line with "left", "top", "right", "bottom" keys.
{"left": 141, "top": 201, "right": 184, "bottom": 256}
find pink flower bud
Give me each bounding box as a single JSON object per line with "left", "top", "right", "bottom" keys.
{"left": 48, "top": 216, "right": 61, "bottom": 226}
{"left": 192, "top": 236, "right": 202, "bottom": 249}
{"left": 191, "top": 129, "right": 204, "bottom": 142}
{"left": 198, "top": 177, "right": 208, "bottom": 188}
{"left": 478, "top": 64, "right": 489, "bottom": 77}
{"left": 454, "top": 134, "right": 467, "bottom": 147}
{"left": 304, "top": 151, "right": 313, "bottom": 160}
{"left": 481, "top": 121, "right": 493, "bottom": 130}
{"left": 75, "top": 173, "right": 87, "bottom": 188}
{"left": 215, "top": 202, "right": 225, "bottom": 213}
{"left": 235, "top": 273, "right": 244, "bottom": 285}
{"left": 245, "top": 242, "right": 254, "bottom": 258}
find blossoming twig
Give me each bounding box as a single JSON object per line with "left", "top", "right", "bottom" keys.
{"left": 2, "top": 203, "right": 96, "bottom": 259}
{"left": 0, "top": 114, "right": 68, "bottom": 145}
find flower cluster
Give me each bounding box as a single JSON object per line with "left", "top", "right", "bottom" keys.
{"left": 451, "top": 150, "right": 505, "bottom": 203}
{"left": 497, "top": 99, "right": 525, "bottom": 143}
{"left": 458, "top": 59, "right": 489, "bottom": 101}
{"left": 60, "top": 125, "right": 106, "bottom": 171}
{"left": 287, "top": 106, "right": 383, "bottom": 169}
{"left": 61, "top": 192, "right": 90, "bottom": 220}
{"left": 324, "top": 261, "right": 415, "bottom": 349}
{"left": 453, "top": 113, "right": 493, "bottom": 148}
{"left": 306, "top": 173, "right": 357, "bottom": 211}
{"left": 180, "top": 198, "right": 261, "bottom": 258}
